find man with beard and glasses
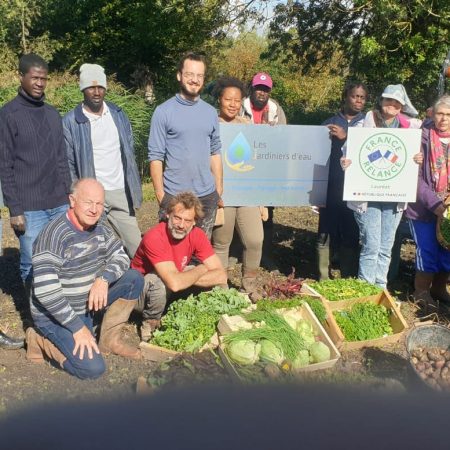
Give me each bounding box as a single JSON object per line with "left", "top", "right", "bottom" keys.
{"left": 131, "top": 192, "right": 227, "bottom": 341}
{"left": 148, "top": 52, "right": 222, "bottom": 239}
{"left": 63, "top": 64, "right": 143, "bottom": 258}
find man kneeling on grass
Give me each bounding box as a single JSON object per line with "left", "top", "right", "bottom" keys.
{"left": 131, "top": 192, "right": 227, "bottom": 341}
{"left": 26, "top": 178, "right": 144, "bottom": 380}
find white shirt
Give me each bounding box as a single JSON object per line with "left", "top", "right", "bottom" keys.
{"left": 83, "top": 103, "right": 125, "bottom": 190}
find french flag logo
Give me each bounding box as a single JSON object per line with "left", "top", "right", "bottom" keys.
{"left": 383, "top": 150, "right": 398, "bottom": 163}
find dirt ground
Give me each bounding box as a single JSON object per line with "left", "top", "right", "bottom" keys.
{"left": 0, "top": 198, "right": 447, "bottom": 415}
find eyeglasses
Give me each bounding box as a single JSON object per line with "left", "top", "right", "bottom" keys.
{"left": 182, "top": 72, "right": 205, "bottom": 81}
{"left": 80, "top": 200, "right": 105, "bottom": 209}
{"left": 435, "top": 112, "right": 450, "bottom": 119}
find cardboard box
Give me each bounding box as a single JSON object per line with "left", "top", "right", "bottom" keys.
{"left": 328, "top": 290, "right": 409, "bottom": 351}
{"left": 218, "top": 303, "right": 341, "bottom": 383}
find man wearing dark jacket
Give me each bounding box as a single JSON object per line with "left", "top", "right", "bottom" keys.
{"left": 63, "top": 64, "right": 143, "bottom": 257}
{"left": 0, "top": 53, "right": 71, "bottom": 286}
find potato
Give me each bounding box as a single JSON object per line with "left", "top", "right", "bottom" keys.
{"left": 435, "top": 360, "right": 445, "bottom": 370}
{"left": 427, "top": 350, "right": 442, "bottom": 362}
{"left": 411, "top": 356, "right": 419, "bottom": 365}
{"left": 416, "top": 362, "right": 426, "bottom": 372}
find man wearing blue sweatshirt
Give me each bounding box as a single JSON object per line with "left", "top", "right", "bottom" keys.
{"left": 148, "top": 52, "right": 222, "bottom": 239}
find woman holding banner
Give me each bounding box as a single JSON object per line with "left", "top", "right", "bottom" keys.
{"left": 405, "top": 95, "right": 450, "bottom": 311}
{"left": 212, "top": 77, "right": 264, "bottom": 301}
{"left": 342, "top": 84, "right": 422, "bottom": 288}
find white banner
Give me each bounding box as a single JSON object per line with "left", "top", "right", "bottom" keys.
{"left": 220, "top": 124, "right": 331, "bottom": 206}
{"left": 343, "top": 128, "right": 421, "bottom": 202}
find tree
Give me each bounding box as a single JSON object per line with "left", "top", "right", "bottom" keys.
{"left": 268, "top": 0, "right": 450, "bottom": 109}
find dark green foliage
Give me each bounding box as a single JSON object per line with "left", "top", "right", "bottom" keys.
{"left": 268, "top": 1, "right": 450, "bottom": 109}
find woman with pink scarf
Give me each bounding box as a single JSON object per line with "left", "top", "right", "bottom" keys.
{"left": 406, "top": 95, "right": 450, "bottom": 311}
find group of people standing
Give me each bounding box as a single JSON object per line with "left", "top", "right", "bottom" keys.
{"left": 0, "top": 48, "right": 449, "bottom": 378}
{"left": 320, "top": 81, "right": 450, "bottom": 313}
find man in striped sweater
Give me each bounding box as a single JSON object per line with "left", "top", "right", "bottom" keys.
{"left": 26, "top": 178, "right": 144, "bottom": 379}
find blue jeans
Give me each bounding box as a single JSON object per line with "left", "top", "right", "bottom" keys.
{"left": 17, "top": 205, "right": 69, "bottom": 282}
{"left": 34, "top": 269, "right": 144, "bottom": 380}
{"left": 18, "top": 205, "right": 69, "bottom": 283}
{"left": 354, "top": 202, "right": 402, "bottom": 288}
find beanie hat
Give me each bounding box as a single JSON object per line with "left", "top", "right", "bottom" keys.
{"left": 252, "top": 72, "right": 273, "bottom": 89}
{"left": 381, "top": 84, "right": 418, "bottom": 117}
{"left": 79, "top": 63, "right": 107, "bottom": 91}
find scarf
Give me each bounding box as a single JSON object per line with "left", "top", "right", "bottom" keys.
{"left": 430, "top": 127, "right": 450, "bottom": 193}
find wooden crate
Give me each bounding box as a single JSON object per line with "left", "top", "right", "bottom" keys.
{"left": 298, "top": 283, "right": 344, "bottom": 349}
{"left": 328, "top": 290, "right": 409, "bottom": 351}
{"left": 218, "top": 303, "right": 341, "bottom": 382}
{"left": 139, "top": 333, "right": 219, "bottom": 363}
{"left": 303, "top": 282, "right": 390, "bottom": 305}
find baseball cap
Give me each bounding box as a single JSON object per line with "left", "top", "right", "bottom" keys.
{"left": 252, "top": 72, "right": 273, "bottom": 89}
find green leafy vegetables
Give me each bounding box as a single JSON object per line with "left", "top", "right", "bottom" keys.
{"left": 151, "top": 288, "right": 249, "bottom": 352}
{"left": 256, "top": 296, "right": 327, "bottom": 325}
{"left": 309, "top": 279, "right": 382, "bottom": 301}
{"left": 333, "top": 303, "right": 393, "bottom": 341}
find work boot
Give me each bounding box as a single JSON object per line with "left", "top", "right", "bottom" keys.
{"left": 317, "top": 233, "right": 330, "bottom": 280}
{"left": 140, "top": 318, "right": 161, "bottom": 342}
{"left": 242, "top": 271, "right": 263, "bottom": 303}
{"left": 430, "top": 272, "right": 450, "bottom": 304}
{"left": 413, "top": 271, "right": 437, "bottom": 313}
{"left": 25, "top": 327, "right": 66, "bottom": 368}
{"left": 0, "top": 331, "right": 24, "bottom": 350}
{"left": 339, "top": 245, "right": 359, "bottom": 279}
{"left": 99, "top": 298, "right": 141, "bottom": 359}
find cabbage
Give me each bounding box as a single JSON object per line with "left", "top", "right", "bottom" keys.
{"left": 259, "top": 339, "right": 284, "bottom": 365}
{"left": 298, "top": 329, "right": 315, "bottom": 348}
{"left": 296, "top": 319, "right": 314, "bottom": 335}
{"left": 279, "top": 310, "right": 301, "bottom": 330}
{"left": 291, "top": 350, "right": 310, "bottom": 369}
{"left": 309, "top": 341, "right": 331, "bottom": 363}
{"left": 227, "top": 340, "right": 260, "bottom": 365}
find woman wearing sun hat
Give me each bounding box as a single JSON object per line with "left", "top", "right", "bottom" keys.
{"left": 342, "top": 84, "right": 423, "bottom": 288}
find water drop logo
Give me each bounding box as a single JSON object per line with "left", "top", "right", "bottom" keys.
{"left": 225, "top": 132, "right": 255, "bottom": 172}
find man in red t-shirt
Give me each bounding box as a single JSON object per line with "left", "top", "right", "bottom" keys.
{"left": 131, "top": 191, "right": 227, "bottom": 340}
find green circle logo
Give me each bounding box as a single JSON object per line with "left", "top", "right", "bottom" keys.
{"left": 359, "top": 132, "right": 407, "bottom": 181}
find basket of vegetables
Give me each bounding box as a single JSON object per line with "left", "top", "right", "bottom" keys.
{"left": 327, "top": 290, "right": 408, "bottom": 351}
{"left": 407, "top": 325, "right": 450, "bottom": 392}
{"left": 436, "top": 201, "right": 450, "bottom": 250}
{"left": 218, "top": 303, "right": 341, "bottom": 383}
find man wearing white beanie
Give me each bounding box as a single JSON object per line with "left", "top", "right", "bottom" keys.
{"left": 63, "top": 63, "right": 143, "bottom": 257}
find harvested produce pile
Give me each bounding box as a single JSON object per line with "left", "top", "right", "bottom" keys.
{"left": 256, "top": 296, "right": 327, "bottom": 325}
{"left": 152, "top": 288, "right": 249, "bottom": 352}
{"left": 223, "top": 308, "right": 332, "bottom": 380}
{"left": 263, "top": 269, "right": 303, "bottom": 299}
{"left": 309, "top": 279, "right": 382, "bottom": 301}
{"left": 410, "top": 347, "right": 450, "bottom": 391}
{"left": 333, "top": 303, "right": 393, "bottom": 341}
